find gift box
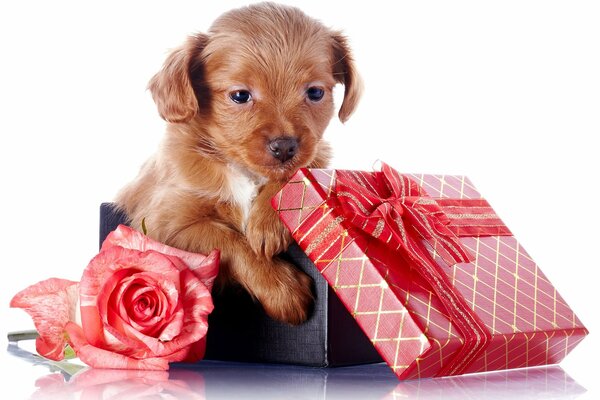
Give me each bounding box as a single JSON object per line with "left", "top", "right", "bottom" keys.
{"left": 99, "top": 203, "right": 382, "bottom": 367}
{"left": 271, "top": 163, "right": 588, "bottom": 380}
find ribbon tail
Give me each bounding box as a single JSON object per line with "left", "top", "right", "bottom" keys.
{"left": 404, "top": 242, "right": 491, "bottom": 377}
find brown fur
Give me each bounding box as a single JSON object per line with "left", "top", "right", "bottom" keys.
{"left": 115, "top": 2, "right": 361, "bottom": 324}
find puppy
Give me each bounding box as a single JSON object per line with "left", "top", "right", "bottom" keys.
{"left": 115, "top": 2, "right": 361, "bottom": 325}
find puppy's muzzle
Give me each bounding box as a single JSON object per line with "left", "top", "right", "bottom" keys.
{"left": 268, "top": 137, "right": 298, "bottom": 163}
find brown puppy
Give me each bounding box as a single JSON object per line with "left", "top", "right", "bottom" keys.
{"left": 115, "top": 2, "right": 361, "bottom": 325}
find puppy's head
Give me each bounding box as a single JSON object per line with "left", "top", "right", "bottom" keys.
{"left": 149, "top": 2, "right": 361, "bottom": 180}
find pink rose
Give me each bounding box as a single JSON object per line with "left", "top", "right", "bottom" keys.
{"left": 11, "top": 225, "right": 219, "bottom": 370}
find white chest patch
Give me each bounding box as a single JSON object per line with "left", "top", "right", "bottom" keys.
{"left": 224, "top": 164, "right": 267, "bottom": 231}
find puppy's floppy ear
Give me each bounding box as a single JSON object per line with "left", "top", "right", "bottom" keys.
{"left": 148, "top": 33, "right": 209, "bottom": 123}
{"left": 331, "top": 32, "right": 363, "bottom": 123}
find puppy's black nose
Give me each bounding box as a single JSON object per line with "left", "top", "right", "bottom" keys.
{"left": 268, "top": 137, "right": 298, "bottom": 163}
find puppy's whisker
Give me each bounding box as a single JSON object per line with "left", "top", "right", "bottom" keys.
{"left": 334, "top": 54, "right": 349, "bottom": 63}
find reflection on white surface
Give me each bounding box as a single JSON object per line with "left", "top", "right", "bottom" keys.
{"left": 30, "top": 369, "right": 203, "bottom": 400}
{"left": 7, "top": 342, "right": 587, "bottom": 400}
{"left": 389, "top": 367, "right": 586, "bottom": 400}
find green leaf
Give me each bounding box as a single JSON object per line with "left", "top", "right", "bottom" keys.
{"left": 63, "top": 344, "right": 77, "bottom": 360}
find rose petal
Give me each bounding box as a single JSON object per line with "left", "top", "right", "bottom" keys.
{"left": 103, "top": 225, "right": 219, "bottom": 290}
{"left": 184, "top": 336, "right": 207, "bottom": 362}
{"left": 110, "top": 271, "right": 212, "bottom": 359}
{"left": 66, "top": 322, "right": 169, "bottom": 370}
{"left": 101, "top": 315, "right": 154, "bottom": 357}
{"left": 98, "top": 268, "right": 134, "bottom": 324}
{"left": 109, "top": 271, "right": 182, "bottom": 340}
{"left": 125, "top": 287, "right": 161, "bottom": 326}
{"left": 10, "top": 278, "right": 78, "bottom": 360}
{"left": 114, "top": 275, "right": 171, "bottom": 333}
{"left": 149, "top": 271, "right": 213, "bottom": 359}
{"left": 81, "top": 246, "right": 181, "bottom": 348}
{"left": 158, "top": 308, "right": 184, "bottom": 342}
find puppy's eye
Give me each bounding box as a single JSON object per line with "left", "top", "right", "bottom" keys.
{"left": 230, "top": 90, "right": 252, "bottom": 104}
{"left": 306, "top": 87, "right": 325, "bottom": 102}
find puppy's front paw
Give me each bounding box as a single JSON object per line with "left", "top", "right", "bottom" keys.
{"left": 257, "top": 259, "right": 313, "bottom": 325}
{"left": 246, "top": 208, "right": 292, "bottom": 258}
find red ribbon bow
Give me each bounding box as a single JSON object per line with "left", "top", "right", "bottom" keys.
{"left": 335, "top": 162, "right": 473, "bottom": 270}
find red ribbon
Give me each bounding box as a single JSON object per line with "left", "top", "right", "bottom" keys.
{"left": 332, "top": 163, "right": 510, "bottom": 376}
{"left": 335, "top": 164, "right": 473, "bottom": 270}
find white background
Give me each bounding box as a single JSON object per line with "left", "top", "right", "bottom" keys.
{"left": 0, "top": 1, "right": 598, "bottom": 398}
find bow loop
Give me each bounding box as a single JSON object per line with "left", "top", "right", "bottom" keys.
{"left": 335, "top": 163, "right": 473, "bottom": 268}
